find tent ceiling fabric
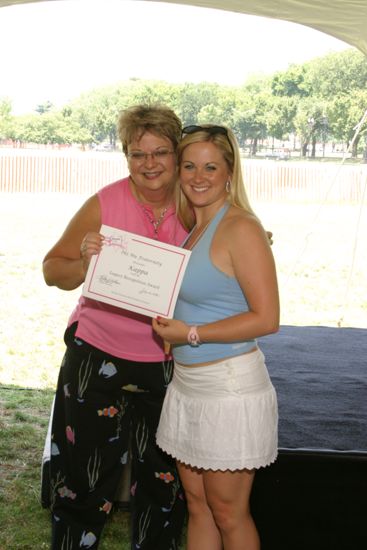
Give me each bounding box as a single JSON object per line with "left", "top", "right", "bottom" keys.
{"left": 0, "top": 0, "right": 366, "bottom": 56}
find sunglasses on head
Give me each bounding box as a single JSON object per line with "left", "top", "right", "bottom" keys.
{"left": 182, "top": 125, "right": 229, "bottom": 137}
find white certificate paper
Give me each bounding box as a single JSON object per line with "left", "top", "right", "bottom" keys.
{"left": 82, "top": 225, "right": 191, "bottom": 318}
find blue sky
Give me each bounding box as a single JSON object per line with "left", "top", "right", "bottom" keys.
{"left": 0, "top": 0, "right": 349, "bottom": 114}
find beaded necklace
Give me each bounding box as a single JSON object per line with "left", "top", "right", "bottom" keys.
{"left": 141, "top": 205, "right": 169, "bottom": 238}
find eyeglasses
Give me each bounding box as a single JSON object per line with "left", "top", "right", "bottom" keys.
{"left": 182, "top": 125, "right": 228, "bottom": 137}
{"left": 127, "top": 149, "right": 174, "bottom": 163}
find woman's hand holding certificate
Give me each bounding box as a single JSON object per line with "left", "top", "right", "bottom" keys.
{"left": 82, "top": 225, "right": 191, "bottom": 318}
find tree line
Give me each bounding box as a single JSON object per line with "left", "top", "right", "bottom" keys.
{"left": 1, "top": 49, "right": 367, "bottom": 158}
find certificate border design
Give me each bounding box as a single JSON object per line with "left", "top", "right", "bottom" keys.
{"left": 82, "top": 227, "right": 191, "bottom": 318}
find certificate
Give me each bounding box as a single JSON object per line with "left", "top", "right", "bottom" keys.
{"left": 82, "top": 225, "right": 191, "bottom": 318}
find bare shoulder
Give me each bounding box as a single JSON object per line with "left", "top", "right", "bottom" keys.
{"left": 223, "top": 206, "right": 266, "bottom": 242}
{"left": 44, "top": 194, "right": 101, "bottom": 260}
{"left": 72, "top": 194, "right": 100, "bottom": 223}
{"left": 61, "top": 193, "right": 101, "bottom": 235}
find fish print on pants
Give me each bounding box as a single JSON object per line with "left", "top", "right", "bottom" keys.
{"left": 99, "top": 360, "right": 117, "bottom": 378}
{"left": 122, "top": 384, "right": 147, "bottom": 393}
{"left": 99, "top": 499, "right": 113, "bottom": 514}
{"left": 80, "top": 531, "right": 97, "bottom": 548}
{"left": 57, "top": 485, "right": 76, "bottom": 500}
{"left": 154, "top": 471, "right": 175, "bottom": 483}
{"left": 51, "top": 442, "right": 60, "bottom": 456}
{"left": 97, "top": 405, "right": 119, "bottom": 418}
{"left": 66, "top": 425, "right": 75, "bottom": 444}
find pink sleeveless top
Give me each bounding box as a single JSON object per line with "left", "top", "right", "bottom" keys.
{"left": 68, "top": 177, "right": 188, "bottom": 361}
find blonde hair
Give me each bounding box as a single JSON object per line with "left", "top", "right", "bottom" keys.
{"left": 176, "top": 125, "right": 255, "bottom": 230}
{"left": 117, "top": 104, "right": 182, "bottom": 154}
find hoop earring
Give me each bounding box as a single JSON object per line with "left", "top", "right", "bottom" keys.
{"left": 226, "top": 180, "right": 231, "bottom": 193}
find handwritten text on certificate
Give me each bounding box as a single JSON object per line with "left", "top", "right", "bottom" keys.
{"left": 82, "top": 225, "right": 191, "bottom": 318}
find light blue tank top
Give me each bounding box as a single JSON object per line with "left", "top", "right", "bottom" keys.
{"left": 173, "top": 203, "right": 256, "bottom": 364}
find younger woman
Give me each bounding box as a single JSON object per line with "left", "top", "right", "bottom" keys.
{"left": 153, "top": 125, "right": 279, "bottom": 550}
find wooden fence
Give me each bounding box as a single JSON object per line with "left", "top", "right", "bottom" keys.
{"left": 1, "top": 149, "right": 366, "bottom": 202}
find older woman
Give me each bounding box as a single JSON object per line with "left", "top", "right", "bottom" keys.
{"left": 43, "top": 105, "right": 188, "bottom": 550}
{"left": 153, "top": 125, "right": 279, "bottom": 550}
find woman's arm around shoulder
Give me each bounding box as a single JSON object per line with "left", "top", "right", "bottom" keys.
{"left": 43, "top": 194, "right": 102, "bottom": 291}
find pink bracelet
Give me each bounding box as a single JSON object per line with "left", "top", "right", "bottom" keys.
{"left": 187, "top": 326, "right": 201, "bottom": 347}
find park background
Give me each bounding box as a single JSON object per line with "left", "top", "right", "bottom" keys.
{"left": 1, "top": 1, "right": 366, "bottom": 548}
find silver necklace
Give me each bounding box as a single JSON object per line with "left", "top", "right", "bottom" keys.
{"left": 141, "top": 205, "right": 169, "bottom": 237}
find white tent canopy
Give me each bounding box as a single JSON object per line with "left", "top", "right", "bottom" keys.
{"left": 0, "top": 0, "right": 366, "bottom": 56}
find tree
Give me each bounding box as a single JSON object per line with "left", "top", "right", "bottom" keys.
{"left": 14, "top": 110, "right": 92, "bottom": 146}
{"left": 4, "top": 48, "right": 367, "bottom": 157}
{"left": 71, "top": 79, "right": 178, "bottom": 147}
{"left": 233, "top": 90, "right": 271, "bottom": 154}
{"left": 35, "top": 101, "right": 54, "bottom": 114}
{"left": 174, "top": 82, "right": 221, "bottom": 126}
{"left": 71, "top": 86, "right": 124, "bottom": 147}
{"left": 271, "top": 64, "right": 309, "bottom": 97}
{"left": 327, "top": 90, "right": 367, "bottom": 157}
{"left": 266, "top": 96, "right": 297, "bottom": 143}
{"left": 294, "top": 99, "right": 329, "bottom": 157}
{"left": 305, "top": 49, "right": 367, "bottom": 99}
{"left": 194, "top": 86, "right": 239, "bottom": 130}
{"left": 129, "top": 80, "right": 177, "bottom": 112}
{"left": 0, "top": 97, "right": 14, "bottom": 140}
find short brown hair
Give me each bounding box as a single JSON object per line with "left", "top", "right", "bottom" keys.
{"left": 117, "top": 104, "right": 182, "bottom": 154}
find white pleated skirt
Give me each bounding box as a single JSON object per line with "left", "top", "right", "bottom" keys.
{"left": 156, "top": 349, "right": 278, "bottom": 471}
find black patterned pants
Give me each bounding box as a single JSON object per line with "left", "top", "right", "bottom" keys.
{"left": 49, "top": 324, "right": 186, "bottom": 549}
